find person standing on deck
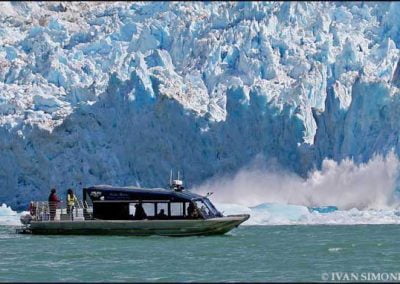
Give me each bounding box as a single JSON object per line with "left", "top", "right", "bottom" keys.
{"left": 48, "top": 188, "right": 61, "bottom": 221}
{"left": 134, "top": 202, "right": 147, "bottom": 220}
{"left": 67, "top": 189, "right": 78, "bottom": 221}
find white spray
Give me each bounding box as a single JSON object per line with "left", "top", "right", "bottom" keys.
{"left": 194, "top": 152, "right": 400, "bottom": 210}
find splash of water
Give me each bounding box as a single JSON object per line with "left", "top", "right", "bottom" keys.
{"left": 195, "top": 152, "right": 400, "bottom": 210}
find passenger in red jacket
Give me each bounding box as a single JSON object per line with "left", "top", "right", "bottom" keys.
{"left": 48, "top": 188, "right": 61, "bottom": 221}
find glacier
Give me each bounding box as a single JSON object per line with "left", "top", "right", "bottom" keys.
{"left": 1, "top": 2, "right": 400, "bottom": 211}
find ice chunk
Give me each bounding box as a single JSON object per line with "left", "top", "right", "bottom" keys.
{"left": 33, "top": 94, "right": 64, "bottom": 113}
{"left": 215, "top": 202, "right": 400, "bottom": 225}
{"left": 248, "top": 203, "right": 310, "bottom": 224}
{"left": 0, "top": 204, "right": 26, "bottom": 226}
{"left": 309, "top": 206, "right": 338, "bottom": 214}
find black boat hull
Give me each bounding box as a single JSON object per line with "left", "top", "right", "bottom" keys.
{"left": 25, "top": 215, "right": 250, "bottom": 236}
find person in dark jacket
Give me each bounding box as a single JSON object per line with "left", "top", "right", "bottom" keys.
{"left": 157, "top": 209, "right": 167, "bottom": 219}
{"left": 134, "top": 202, "right": 147, "bottom": 220}
{"left": 188, "top": 202, "right": 199, "bottom": 219}
{"left": 48, "top": 188, "right": 61, "bottom": 221}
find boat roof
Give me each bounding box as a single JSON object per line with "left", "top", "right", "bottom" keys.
{"left": 84, "top": 184, "right": 205, "bottom": 201}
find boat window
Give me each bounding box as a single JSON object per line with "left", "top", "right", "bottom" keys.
{"left": 129, "top": 203, "right": 155, "bottom": 217}
{"left": 142, "top": 203, "right": 155, "bottom": 217}
{"left": 93, "top": 202, "right": 130, "bottom": 220}
{"left": 170, "top": 202, "right": 184, "bottom": 216}
{"left": 129, "top": 203, "right": 136, "bottom": 216}
{"left": 203, "top": 198, "right": 218, "bottom": 215}
{"left": 195, "top": 200, "right": 210, "bottom": 217}
{"left": 194, "top": 200, "right": 216, "bottom": 218}
{"left": 157, "top": 203, "right": 168, "bottom": 216}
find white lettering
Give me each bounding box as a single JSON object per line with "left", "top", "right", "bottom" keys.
{"left": 332, "top": 272, "right": 343, "bottom": 281}
{"left": 381, "top": 273, "right": 389, "bottom": 281}
{"left": 370, "top": 273, "right": 380, "bottom": 281}
{"left": 389, "top": 273, "right": 399, "bottom": 281}
{"left": 350, "top": 273, "right": 359, "bottom": 281}
{"left": 327, "top": 271, "right": 400, "bottom": 281}
{"left": 360, "top": 272, "right": 368, "bottom": 281}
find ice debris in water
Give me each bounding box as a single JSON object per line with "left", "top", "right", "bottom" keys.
{"left": 217, "top": 202, "right": 400, "bottom": 226}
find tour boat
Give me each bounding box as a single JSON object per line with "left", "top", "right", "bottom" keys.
{"left": 18, "top": 179, "right": 249, "bottom": 236}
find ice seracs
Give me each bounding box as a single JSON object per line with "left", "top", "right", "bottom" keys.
{"left": 1, "top": 2, "right": 400, "bottom": 208}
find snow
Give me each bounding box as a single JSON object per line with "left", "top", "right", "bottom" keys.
{"left": 1, "top": 2, "right": 400, "bottom": 209}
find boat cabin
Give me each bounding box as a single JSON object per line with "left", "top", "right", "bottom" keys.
{"left": 83, "top": 185, "right": 222, "bottom": 220}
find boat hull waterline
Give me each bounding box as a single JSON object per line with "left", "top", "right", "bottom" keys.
{"left": 24, "top": 215, "right": 250, "bottom": 236}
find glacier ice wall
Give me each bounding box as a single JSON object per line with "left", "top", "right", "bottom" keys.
{"left": 1, "top": 2, "right": 400, "bottom": 209}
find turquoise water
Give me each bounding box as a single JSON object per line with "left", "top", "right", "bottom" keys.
{"left": 1, "top": 225, "right": 400, "bottom": 282}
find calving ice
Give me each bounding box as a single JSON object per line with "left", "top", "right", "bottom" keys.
{"left": 18, "top": 177, "right": 249, "bottom": 236}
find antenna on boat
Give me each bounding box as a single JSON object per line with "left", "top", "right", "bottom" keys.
{"left": 169, "top": 169, "right": 184, "bottom": 192}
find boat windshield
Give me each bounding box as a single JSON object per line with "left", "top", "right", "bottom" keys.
{"left": 194, "top": 198, "right": 221, "bottom": 218}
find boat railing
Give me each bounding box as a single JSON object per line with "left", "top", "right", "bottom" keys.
{"left": 30, "top": 200, "right": 93, "bottom": 221}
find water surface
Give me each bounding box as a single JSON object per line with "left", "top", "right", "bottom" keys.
{"left": 1, "top": 225, "right": 399, "bottom": 282}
